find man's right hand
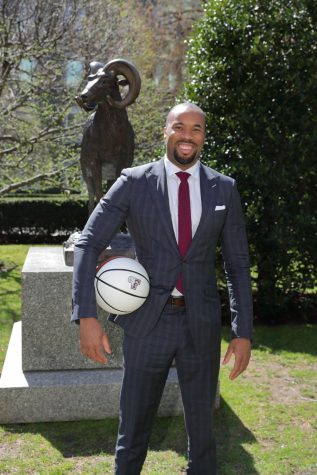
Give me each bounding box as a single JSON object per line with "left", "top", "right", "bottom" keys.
{"left": 79, "top": 317, "right": 111, "bottom": 364}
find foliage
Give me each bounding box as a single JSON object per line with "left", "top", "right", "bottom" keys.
{"left": 142, "top": 1, "right": 204, "bottom": 95}
{"left": 0, "top": 0, "right": 175, "bottom": 196}
{"left": 0, "top": 0, "right": 84, "bottom": 195}
{"left": 183, "top": 0, "right": 317, "bottom": 319}
{"left": 0, "top": 197, "right": 88, "bottom": 243}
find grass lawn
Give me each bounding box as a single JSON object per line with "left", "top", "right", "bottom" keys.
{"left": 0, "top": 245, "right": 316, "bottom": 474}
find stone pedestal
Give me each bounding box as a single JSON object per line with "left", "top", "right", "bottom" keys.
{"left": 0, "top": 321, "right": 181, "bottom": 423}
{"left": 0, "top": 246, "right": 189, "bottom": 424}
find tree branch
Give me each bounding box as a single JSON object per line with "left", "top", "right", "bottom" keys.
{"left": 0, "top": 121, "right": 83, "bottom": 157}
{"left": 0, "top": 160, "right": 77, "bottom": 195}
{"left": 0, "top": 135, "right": 20, "bottom": 142}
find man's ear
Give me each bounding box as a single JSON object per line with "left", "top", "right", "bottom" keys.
{"left": 163, "top": 127, "right": 167, "bottom": 140}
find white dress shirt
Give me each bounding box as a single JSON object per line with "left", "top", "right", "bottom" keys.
{"left": 164, "top": 156, "right": 202, "bottom": 295}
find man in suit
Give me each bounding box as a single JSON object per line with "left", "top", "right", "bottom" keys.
{"left": 72, "top": 102, "right": 253, "bottom": 474}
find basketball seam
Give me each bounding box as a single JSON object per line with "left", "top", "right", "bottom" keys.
{"left": 96, "top": 284, "right": 126, "bottom": 313}
{"left": 98, "top": 268, "right": 150, "bottom": 284}
{"left": 95, "top": 277, "right": 148, "bottom": 299}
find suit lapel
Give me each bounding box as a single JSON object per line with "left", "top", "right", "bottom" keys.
{"left": 186, "top": 164, "right": 219, "bottom": 258}
{"left": 145, "top": 159, "right": 179, "bottom": 253}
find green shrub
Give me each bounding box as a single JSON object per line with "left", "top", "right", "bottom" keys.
{"left": 184, "top": 0, "right": 317, "bottom": 321}
{"left": 0, "top": 196, "right": 89, "bottom": 243}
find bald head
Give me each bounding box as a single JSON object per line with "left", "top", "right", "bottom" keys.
{"left": 166, "top": 102, "right": 206, "bottom": 127}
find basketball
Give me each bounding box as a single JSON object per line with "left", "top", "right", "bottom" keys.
{"left": 95, "top": 257, "right": 150, "bottom": 315}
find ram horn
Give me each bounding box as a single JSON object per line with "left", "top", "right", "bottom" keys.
{"left": 103, "top": 59, "right": 141, "bottom": 108}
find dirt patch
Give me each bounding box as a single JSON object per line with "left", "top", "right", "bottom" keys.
{"left": 0, "top": 435, "right": 24, "bottom": 459}
{"left": 244, "top": 358, "right": 317, "bottom": 405}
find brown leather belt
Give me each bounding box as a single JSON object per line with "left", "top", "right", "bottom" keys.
{"left": 167, "top": 295, "right": 186, "bottom": 307}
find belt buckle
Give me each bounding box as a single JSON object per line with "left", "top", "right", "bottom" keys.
{"left": 169, "top": 295, "right": 184, "bottom": 307}
{"left": 170, "top": 296, "right": 178, "bottom": 306}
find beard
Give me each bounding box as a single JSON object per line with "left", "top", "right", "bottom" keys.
{"left": 173, "top": 149, "right": 198, "bottom": 166}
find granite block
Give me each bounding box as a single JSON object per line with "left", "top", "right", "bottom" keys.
{"left": 22, "top": 247, "right": 124, "bottom": 371}
{"left": 0, "top": 322, "right": 184, "bottom": 424}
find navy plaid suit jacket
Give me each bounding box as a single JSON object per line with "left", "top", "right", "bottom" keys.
{"left": 72, "top": 158, "right": 253, "bottom": 352}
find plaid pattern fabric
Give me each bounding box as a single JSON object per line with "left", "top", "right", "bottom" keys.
{"left": 115, "top": 304, "right": 220, "bottom": 474}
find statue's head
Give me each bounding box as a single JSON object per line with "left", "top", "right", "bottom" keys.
{"left": 76, "top": 59, "right": 141, "bottom": 112}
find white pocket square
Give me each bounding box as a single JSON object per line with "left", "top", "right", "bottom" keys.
{"left": 215, "top": 205, "right": 226, "bottom": 211}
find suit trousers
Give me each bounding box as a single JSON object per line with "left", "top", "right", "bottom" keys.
{"left": 114, "top": 303, "right": 221, "bottom": 475}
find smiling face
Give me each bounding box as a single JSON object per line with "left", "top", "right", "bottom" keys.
{"left": 164, "top": 103, "right": 206, "bottom": 169}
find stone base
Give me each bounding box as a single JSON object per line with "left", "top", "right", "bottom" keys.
{"left": 0, "top": 322, "right": 184, "bottom": 424}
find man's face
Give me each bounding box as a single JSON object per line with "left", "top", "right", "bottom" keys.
{"left": 164, "top": 108, "right": 206, "bottom": 169}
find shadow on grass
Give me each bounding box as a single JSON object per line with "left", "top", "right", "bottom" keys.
{"left": 0, "top": 270, "right": 22, "bottom": 285}
{"left": 221, "top": 324, "right": 317, "bottom": 356}
{"left": 2, "top": 397, "right": 258, "bottom": 474}
{"left": 215, "top": 398, "right": 258, "bottom": 474}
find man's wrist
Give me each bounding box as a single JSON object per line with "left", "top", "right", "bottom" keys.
{"left": 79, "top": 317, "right": 98, "bottom": 325}
{"left": 231, "top": 337, "right": 252, "bottom": 345}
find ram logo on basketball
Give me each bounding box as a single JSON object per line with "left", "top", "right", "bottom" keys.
{"left": 128, "top": 276, "right": 141, "bottom": 290}
{"left": 94, "top": 257, "right": 150, "bottom": 315}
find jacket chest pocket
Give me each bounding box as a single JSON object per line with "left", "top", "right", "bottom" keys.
{"left": 206, "top": 209, "right": 227, "bottom": 236}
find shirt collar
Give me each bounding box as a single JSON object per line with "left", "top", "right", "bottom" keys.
{"left": 164, "top": 155, "right": 200, "bottom": 178}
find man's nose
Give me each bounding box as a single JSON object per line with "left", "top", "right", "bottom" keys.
{"left": 181, "top": 129, "right": 194, "bottom": 140}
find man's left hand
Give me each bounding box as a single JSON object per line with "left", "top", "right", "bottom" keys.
{"left": 222, "top": 338, "right": 251, "bottom": 380}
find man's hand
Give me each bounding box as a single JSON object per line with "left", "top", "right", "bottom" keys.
{"left": 222, "top": 338, "right": 251, "bottom": 380}
{"left": 79, "top": 318, "right": 111, "bottom": 364}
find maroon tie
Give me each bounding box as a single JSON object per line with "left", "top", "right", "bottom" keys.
{"left": 176, "top": 171, "right": 192, "bottom": 293}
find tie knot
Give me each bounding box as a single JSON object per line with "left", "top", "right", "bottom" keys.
{"left": 176, "top": 171, "right": 190, "bottom": 182}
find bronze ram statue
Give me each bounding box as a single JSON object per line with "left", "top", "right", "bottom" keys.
{"left": 76, "top": 59, "right": 141, "bottom": 214}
